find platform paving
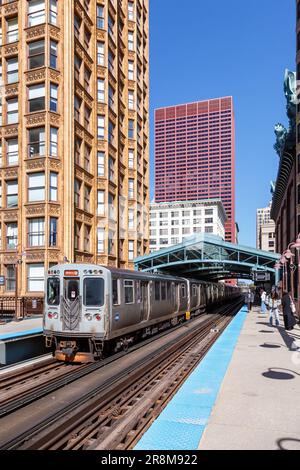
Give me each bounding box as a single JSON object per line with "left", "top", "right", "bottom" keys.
{"left": 199, "top": 307, "right": 300, "bottom": 450}
{"left": 0, "top": 317, "right": 43, "bottom": 340}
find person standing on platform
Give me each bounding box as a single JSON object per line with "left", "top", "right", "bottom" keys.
{"left": 250, "top": 291, "right": 255, "bottom": 310}
{"left": 261, "top": 289, "right": 267, "bottom": 314}
{"left": 269, "top": 292, "right": 280, "bottom": 327}
{"left": 245, "top": 290, "right": 251, "bottom": 312}
{"left": 281, "top": 291, "right": 297, "bottom": 331}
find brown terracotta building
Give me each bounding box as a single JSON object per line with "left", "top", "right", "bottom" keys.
{"left": 0, "top": 0, "right": 149, "bottom": 298}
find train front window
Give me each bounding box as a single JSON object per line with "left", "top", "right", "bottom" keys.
{"left": 67, "top": 279, "right": 79, "bottom": 301}
{"left": 83, "top": 278, "right": 104, "bottom": 306}
{"left": 47, "top": 277, "right": 60, "bottom": 305}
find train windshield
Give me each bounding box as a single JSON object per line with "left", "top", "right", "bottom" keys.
{"left": 83, "top": 278, "right": 104, "bottom": 306}
{"left": 47, "top": 277, "right": 60, "bottom": 305}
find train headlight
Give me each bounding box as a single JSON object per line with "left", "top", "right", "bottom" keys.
{"left": 94, "top": 314, "right": 101, "bottom": 321}
{"left": 48, "top": 312, "right": 54, "bottom": 319}
{"left": 85, "top": 314, "right": 93, "bottom": 321}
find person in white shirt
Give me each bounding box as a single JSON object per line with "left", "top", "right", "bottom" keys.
{"left": 269, "top": 292, "right": 280, "bottom": 327}
{"left": 261, "top": 289, "right": 267, "bottom": 314}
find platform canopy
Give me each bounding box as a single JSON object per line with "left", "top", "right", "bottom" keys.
{"left": 135, "top": 234, "right": 280, "bottom": 281}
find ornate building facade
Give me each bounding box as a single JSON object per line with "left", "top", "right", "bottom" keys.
{"left": 0, "top": 0, "right": 149, "bottom": 296}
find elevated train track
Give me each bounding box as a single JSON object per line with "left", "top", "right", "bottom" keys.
{"left": 0, "top": 298, "right": 243, "bottom": 450}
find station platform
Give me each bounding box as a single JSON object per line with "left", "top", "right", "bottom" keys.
{"left": 0, "top": 317, "right": 45, "bottom": 366}
{"left": 135, "top": 305, "right": 300, "bottom": 451}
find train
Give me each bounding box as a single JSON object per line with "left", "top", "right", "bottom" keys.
{"left": 43, "top": 264, "right": 241, "bottom": 362}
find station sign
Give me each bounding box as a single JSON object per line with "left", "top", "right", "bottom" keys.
{"left": 252, "top": 272, "right": 271, "bottom": 282}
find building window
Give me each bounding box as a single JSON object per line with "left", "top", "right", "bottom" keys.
{"left": 128, "top": 209, "right": 134, "bottom": 229}
{"left": 7, "top": 57, "right": 18, "bottom": 84}
{"left": 74, "top": 179, "right": 81, "bottom": 208}
{"left": 128, "top": 240, "right": 134, "bottom": 261}
{"left": 84, "top": 185, "right": 91, "bottom": 212}
{"left": 28, "top": 40, "right": 44, "bottom": 69}
{"left": 6, "top": 138, "right": 18, "bottom": 166}
{"left": 50, "top": 126, "right": 58, "bottom": 156}
{"left": 74, "top": 95, "right": 81, "bottom": 122}
{"left": 97, "top": 78, "right": 105, "bottom": 102}
{"left": 128, "top": 149, "right": 134, "bottom": 168}
{"left": 6, "top": 265, "right": 16, "bottom": 291}
{"left": 7, "top": 98, "right": 18, "bottom": 124}
{"left": 108, "top": 192, "right": 114, "bottom": 219}
{"left": 97, "top": 151, "right": 105, "bottom": 176}
{"left": 128, "top": 2, "right": 134, "bottom": 21}
{"left": 49, "top": 172, "right": 58, "bottom": 201}
{"left": 6, "top": 180, "right": 18, "bottom": 207}
{"left": 28, "top": 83, "right": 45, "bottom": 112}
{"left": 205, "top": 226, "right": 213, "bottom": 233}
{"left": 128, "top": 178, "right": 134, "bottom": 199}
{"left": 49, "top": 0, "right": 58, "bottom": 25}
{"left": 108, "top": 230, "right": 114, "bottom": 255}
{"left": 28, "top": 172, "right": 45, "bottom": 202}
{"left": 49, "top": 217, "right": 57, "bottom": 247}
{"left": 108, "top": 48, "right": 114, "bottom": 73}
{"left": 74, "top": 221, "right": 81, "bottom": 250}
{"left": 108, "top": 156, "right": 114, "bottom": 182}
{"left": 28, "top": 127, "right": 45, "bottom": 157}
{"left": 97, "top": 115, "right": 105, "bottom": 139}
{"left": 128, "top": 119, "right": 134, "bottom": 139}
{"left": 28, "top": 217, "right": 45, "bottom": 246}
{"left": 108, "top": 120, "right": 114, "bottom": 144}
{"left": 50, "top": 83, "right": 58, "bottom": 112}
{"left": 128, "top": 60, "right": 134, "bottom": 80}
{"left": 7, "top": 17, "right": 18, "bottom": 43}
{"left": 108, "top": 85, "right": 114, "bottom": 109}
{"left": 6, "top": 222, "right": 18, "bottom": 249}
{"left": 97, "top": 227, "right": 104, "bottom": 253}
{"left": 128, "top": 90, "right": 134, "bottom": 110}
{"left": 84, "top": 225, "right": 91, "bottom": 252}
{"left": 97, "top": 190, "right": 105, "bottom": 215}
{"left": 97, "top": 4, "right": 104, "bottom": 29}
{"left": 27, "top": 263, "right": 44, "bottom": 292}
{"left": 97, "top": 42, "right": 104, "bottom": 66}
{"left": 28, "top": 0, "right": 45, "bottom": 27}
{"left": 205, "top": 218, "right": 213, "bottom": 224}
{"left": 128, "top": 31, "right": 134, "bottom": 51}
{"left": 50, "top": 40, "right": 57, "bottom": 68}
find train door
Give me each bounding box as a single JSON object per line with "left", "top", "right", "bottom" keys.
{"left": 140, "top": 281, "right": 149, "bottom": 321}
{"left": 172, "top": 282, "right": 179, "bottom": 312}
{"left": 62, "top": 277, "right": 81, "bottom": 331}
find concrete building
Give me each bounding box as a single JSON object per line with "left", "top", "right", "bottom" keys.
{"left": 259, "top": 221, "right": 276, "bottom": 253}
{"left": 256, "top": 203, "right": 274, "bottom": 249}
{"left": 149, "top": 199, "right": 226, "bottom": 252}
{"left": 154, "top": 97, "right": 236, "bottom": 243}
{"left": 0, "top": 0, "right": 149, "bottom": 297}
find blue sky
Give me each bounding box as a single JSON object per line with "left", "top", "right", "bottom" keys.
{"left": 149, "top": 0, "right": 294, "bottom": 248}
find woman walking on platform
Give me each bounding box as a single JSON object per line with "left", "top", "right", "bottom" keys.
{"left": 261, "top": 289, "right": 267, "bottom": 314}
{"left": 281, "top": 292, "right": 297, "bottom": 331}
{"left": 269, "top": 292, "right": 280, "bottom": 327}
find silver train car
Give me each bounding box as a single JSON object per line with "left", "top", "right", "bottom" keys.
{"left": 44, "top": 264, "right": 240, "bottom": 362}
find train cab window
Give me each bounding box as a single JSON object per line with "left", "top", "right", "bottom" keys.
{"left": 161, "top": 282, "right": 166, "bottom": 301}
{"left": 112, "top": 279, "right": 120, "bottom": 305}
{"left": 47, "top": 277, "right": 60, "bottom": 305}
{"left": 124, "top": 280, "right": 134, "bottom": 304}
{"left": 154, "top": 281, "right": 160, "bottom": 301}
{"left": 67, "top": 280, "right": 79, "bottom": 301}
{"left": 83, "top": 278, "right": 104, "bottom": 306}
{"left": 181, "top": 283, "right": 186, "bottom": 298}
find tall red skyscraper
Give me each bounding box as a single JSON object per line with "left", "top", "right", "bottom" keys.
{"left": 155, "top": 97, "right": 236, "bottom": 243}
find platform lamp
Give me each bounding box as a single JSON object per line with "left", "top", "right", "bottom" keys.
{"left": 283, "top": 245, "right": 296, "bottom": 301}
{"left": 291, "top": 234, "right": 300, "bottom": 315}
{"left": 274, "top": 262, "right": 282, "bottom": 289}
{"left": 280, "top": 256, "right": 288, "bottom": 293}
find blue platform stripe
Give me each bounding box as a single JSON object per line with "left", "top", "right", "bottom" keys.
{"left": 134, "top": 306, "right": 248, "bottom": 450}
{"left": 0, "top": 328, "right": 43, "bottom": 341}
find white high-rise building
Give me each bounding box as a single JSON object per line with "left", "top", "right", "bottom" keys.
{"left": 149, "top": 200, "right": 226, "bottom": 252}
{"left": 256, "top": 202, "right": 276, "bottom": 251}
